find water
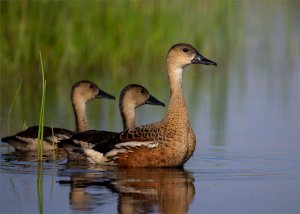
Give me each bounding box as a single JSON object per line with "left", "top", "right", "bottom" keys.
{"left": 1, "top": 1, "right": 299, "bottom": 214}
{"left": 1, "top": 146, "right": 298, "bottom": 213}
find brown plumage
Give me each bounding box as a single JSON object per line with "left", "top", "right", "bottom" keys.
{"left": 1, "top": 80, "right": 115, "bottom": 152}
{"left": 61, "top": 84, "right": 165, "bottom": 160}
{"left": 84, "top": 43, "right": 217, "bottom": 167}
{"left": 119, "top": 84, "right": 165, "bottom": 130}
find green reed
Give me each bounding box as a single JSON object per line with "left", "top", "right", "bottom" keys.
{"left": 37, "top": 52, "right": 46, "bottom": 161}
{"left": 37, "top": 161, "right": 44, "bottom": 214}
{"left": 7, "top": 79, "right": 22, "bottom": 135}
{"left": 50, "top": 162, "right": 55, "bottom": 198}
{"left": 50, "top": 123, "right": 56, "bottom": 160}
{"left": 36, "top": 52, "right": 46, "bottom": 213}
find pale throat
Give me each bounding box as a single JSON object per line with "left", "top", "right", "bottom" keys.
{"left": 121, "top": 101, "right": 136, "bottom": 130}
{"left": 72, "top": 98, "right": 88, "bottom": 132}
{"left": 166, "top": 64, "right": 189, "bottom": 121}
{"left": 167, "top": 64, "right": 184, "bottom": 95}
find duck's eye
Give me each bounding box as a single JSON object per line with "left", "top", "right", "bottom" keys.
{"left": 140, "top": 89, "right": 146, "bottom": 94}
{"left": 89, "top": 84, "right": 94, "bottom": 89}
{"left": 183, "top": 48, "right": 189, "bottom": 52}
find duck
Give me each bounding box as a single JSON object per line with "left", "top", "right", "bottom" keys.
{"left": 1, "top": 80, "right": 115, "bottom": 152}
{"left": 60, "top": 84, "right": 165, "bottom": 160}
{"left": 80, "top": 43, "right": 217, "bottom": 167}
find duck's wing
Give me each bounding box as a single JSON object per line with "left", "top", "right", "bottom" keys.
{"left": 2, "top": 126, "right": 74, "bottom": 144}
{"left": 1, "top": 126, "right": 74, "bottom": 152}
{"left": 84, "top": 126, "right": 162, "bottom": 165}
{"left": 119, "top": 126, "right": 161, "bottom": 142}
{"left": 71, "top": 130, "right": 117, "bottom": 145}
{"left": 25, "top": 126, "right": 74, "bottom": 138}
{"left": 91, "top": 125, "right": 161, "bottom": 155}
{"left": 60, "top": 130, "right": 118, "bottom": 160}
{"left": 90, "top": 134, "right": 121, "bottom": 154}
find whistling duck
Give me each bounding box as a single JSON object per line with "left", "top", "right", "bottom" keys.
{"left": 61, "top": 84, "right": 165, "bottom": 160}
{"left": 1, "top": 80, "right": 115, "bottom": 152}
{"left": 85, "top": 43, "right": 216, "bottom": 167}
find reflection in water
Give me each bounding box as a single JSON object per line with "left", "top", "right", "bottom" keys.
{"left": 37, "top": 162, "right": 43, "bottom": 214}
{"left": 59, "top": 164, "right": 195, "bottom": 214}
{"left": 1, "top": 149, "right": 67, "bottom": 163}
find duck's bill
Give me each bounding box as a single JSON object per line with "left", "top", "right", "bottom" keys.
{"left": 145, "top": 95, "right": 165, "bottom": 107}
{"left": 192, "top": 52, "right": 217, "bottom": 66}
{"left": 97, "top": 90, "right": 116, "bottom": 99}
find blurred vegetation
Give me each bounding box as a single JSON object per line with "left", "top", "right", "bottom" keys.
{"left": 0, "top": 1, "right": 298, "bottom": 142}
{"left": 0, "top": 1, "right": 230, "bottom": 83}
{"left": 0, "top": 0, "right": 234, "bottom": 133}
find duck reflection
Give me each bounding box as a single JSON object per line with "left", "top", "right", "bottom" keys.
{"left": 1, "top": 149, "right": 67, "bottom": 162}
{"left": 58, "top": 164, "right": 195, "bottom": 214}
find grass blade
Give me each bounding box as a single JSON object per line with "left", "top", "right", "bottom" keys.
{"left": 51, "top": 122, "right": 56, "bottom": 160}
{"left": 7, "top": 79, "right": 23, "bottom": 135}
{"left": 37, "top": 52, "right": 46, "bottom": 161}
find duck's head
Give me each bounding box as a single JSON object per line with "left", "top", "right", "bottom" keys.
{"left": 120, "top": 84, "right": 165, "bottom": 109}
{"left": 72, "top": 80, "right": 115, "bottom": 103}
{"left": 167, "top": 43, "right": 217, "bottom": 69}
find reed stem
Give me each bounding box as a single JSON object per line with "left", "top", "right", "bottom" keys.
{"left": 7, "top": 79, "right": 22, "bottom": 135}
{"left": 37, "top": 52, "right": 46, "bottom": 161}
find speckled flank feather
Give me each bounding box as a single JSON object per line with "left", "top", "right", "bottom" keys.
{"left": 186, "top": 127, "right": 196, "bottom": 162}
{"left": 89, "top": 118, "right": 189, "bottom": 167}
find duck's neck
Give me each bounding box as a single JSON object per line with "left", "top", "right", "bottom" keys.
{"left": 72, "top": 99, "right": 88, "bottom": 132}
{"left": 166, "top": 64, "right": 189, "bottom": 122}
{"left": 120, "top": 101, "right": 136, "bottom": 130}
